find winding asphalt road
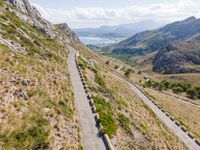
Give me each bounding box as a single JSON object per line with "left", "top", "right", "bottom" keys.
{"left": 111, "top": 70, "right": 200, "bottom": 150}
{"left": 130, "top": 83, "right": 200, "bottom": 150}
{"left": 68, "top": 45, "right": 200, "bottom": 150}
{"left": 68, "top": 46, "right": 106, "bottom": 150}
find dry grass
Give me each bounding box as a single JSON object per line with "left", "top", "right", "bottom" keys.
{"left": 153, "top": 73, "right": 200, "bottom": 87}
{"left": 145, "top": 88, "right": 200, "bottom": 139}
{"left": 79, "top": 52, "right": 187, "bottom": 150}
{"left": 0, "top": 3, "right": 79, "bottom": 149}
{"left": 0, "top": 43, "right": 78, "bottom": 150}
{"left": 136, "top": 56, "right": 200, "bottom": 87}
{"left": 78, "top": 44, "right": 130, "bottom": 73}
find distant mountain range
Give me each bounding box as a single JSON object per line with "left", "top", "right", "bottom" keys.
{"left": 107, "top": 17, "right": 200, "bottom": 56}
{"left": 103, "top": 16, "right": 200, "bottom": 74}
{"left": 75, "top": 20, "right": 163, "bottom": 38}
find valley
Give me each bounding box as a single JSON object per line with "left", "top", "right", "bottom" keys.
{"left": 0, "top": 0, "right": 200, "bottom": 150}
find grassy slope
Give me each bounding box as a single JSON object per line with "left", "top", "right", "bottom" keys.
{"left": 145, "top": 88, "right": 200, "bottom": 139}
{"left": 77, "top": 14, "right": 200, "bottom": 150}
{"left": 78, "top": 51, "right": 187, "bottom": 150}
{"left": 0, "top": 2, "right": 79, "bottom": 149}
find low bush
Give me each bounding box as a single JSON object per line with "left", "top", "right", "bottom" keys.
{"left": 124, "top": 68, "right": 134, "bottom": 78}
{"left": 172, "top": 86, "right": 183, "bottom": 94}
{"left": 118, "top": 113, "right": 132, "bottom": 135}
{"left": 0, "top": 116, "right": 50, "bottom": 150}
{"left": 95, "top": 74, "right": 105, "bottom": 87}
{"left": 57, "top": 100, "right": 74, "bottom": 118}
{"left": 93, "top": 96, "right": 117, "bottom": 137}
{"left": 99, "top": 112, "right": 117, "bottom": 138}
{"left": 144, "top": 80, "right": 199, "bottom": 99}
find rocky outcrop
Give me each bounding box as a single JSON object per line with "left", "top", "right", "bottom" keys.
{"left": 3, "top": 0, "right": 80, "bottom": 44}
{"left": 4, "top": 0, "right": 40, "bottom": 18}
{"left": 55, "top": 23, "right": 81, "bottom": 45}
{"left": 4, "top": 0, "right": 56, "bottom": 38}
{"left": 153, "top": 41, "right": 200, "bottom": 74}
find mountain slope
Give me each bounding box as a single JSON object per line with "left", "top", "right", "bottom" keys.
{"left": 75, "top": 20, "right": 162, "bottom": 38}
{"left": 0, "top": 0, "right": 81, "bottom": 149}
{"left": 153, "top": 41, "right": 200, "bottom": 74}
{"left": 108, "top": 17, "right": 200, "bottom": 56}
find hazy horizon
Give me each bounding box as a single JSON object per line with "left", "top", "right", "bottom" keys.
{"left": 29, "top": 0, "right": 200, "bottom": 28}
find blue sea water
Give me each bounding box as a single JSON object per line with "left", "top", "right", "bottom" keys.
{"left": 79, "top": 36, "right": 124, "bottom": 46}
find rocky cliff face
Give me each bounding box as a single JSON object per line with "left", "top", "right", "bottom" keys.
{"left": 3, "top": 0, "right": 80, "bottom": 45}
{"left": 55, "top": 23, "right": 81, "bottom": 45}
{"left": 153, "top": 41, "right": 200, "bottom": 74}
{"left": 5, "top": 0, "right": 40, "bottom": 17}
{"left": 4, "top": 0, "right": 57, "bottom": 38}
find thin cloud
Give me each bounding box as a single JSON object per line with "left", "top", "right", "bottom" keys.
{"left": 32, "top": 0, "right": 200, "bottom": 28}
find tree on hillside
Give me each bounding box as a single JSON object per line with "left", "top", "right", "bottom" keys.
{"left": 172, "top": 86, "right": 183, "bottom": 94}
{"left": 161, "top": 80, "right": 171, "bottom": 90}
{"left": 186, "top": 88, "right": 197, "bottom": 99}
{"left": 124, "top": 69, "right": 133, "bottom": 78}
{"left": 194, "top": 87, "right": 200, "bottom": 99}
{"left": 144, "top": 80, "right": 152, "bottom": 88}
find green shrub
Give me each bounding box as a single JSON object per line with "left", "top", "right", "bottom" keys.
{"left": 78, "top": 144, "right": 83, "bottom": 150}
{"left": 118, "top": 113, "right": 132, "bottom": 135}
{"left": 93, "top": 96, "right": 117, "bottom": 137}
{"left": 57, "top": 100, "right": 74, "bottom": 118}
{"left": 0, "top": 116, "right": 50, "bottom": 150}
{"left": 144, "top": 80, "right": 199, "bottom": 99}
{"left": 160, "top": 80, "right": 171, "bottom": 90}
{"left": 152, "top": 81, "right": 159, "bottom": 89}
{"left": 124, "top": 68, "right": 133, "bottom": 78}
{"left": 114, "top": 65, "right": 119, "bottom": 70}
{"left": 46, "top": 51, "right": 64, "bottom": 62}
{"left": 144, "top": 80, "right": 152, "bottom": 88}
{"left": 95, "top": 74, "right": 105, "bottom": 87}
{"left": 194, "top": 87, "right": 200, "bottom": 99}
{"left": 171, "top": 83, "right": 191, "bottom": 92}
{"left": 93, "top": 96, "right": 111, "bottom": 112}
{"left": 141, "top": 123, "right": 148, "bottom": 132}
{"left": 116, "top": 98, "right": 128, "bottom": 108}
{"left": 172, "top": 86, "right": 183, "bottom": 94}
{"left": 99, "top": 112, "right": 117, "bottom": 138}
{"left": 186, "top": 88, "right": 198, "bottom": 99}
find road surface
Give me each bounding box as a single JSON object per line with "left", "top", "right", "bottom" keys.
{"left": 68, "top": 46, "right": 106, "bottom": 150}
{"left": 110, "top": 70, "right": 200, "bottom": 150}
{"left": 130, "top": 83, "right": 200, "bottom": 150}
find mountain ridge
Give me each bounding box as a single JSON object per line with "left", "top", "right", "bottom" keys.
{"left": 4, "top": 0, "right": 80, "bottom": 44}
{"left": 75, "top": 20, "right": 163, "bottom": 38}
{"left": 107, "top": 16, "right": 200, "bottom": 56}
{"left": 153, "top": 41, "right": 200, "bottom": 74}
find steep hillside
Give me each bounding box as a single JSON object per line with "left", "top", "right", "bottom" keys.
{"left": 153, "top": 41, "right": 200, "bottom": 74}
{"left": 107, "top": 16, "right": 200, "bottom": 56}
{"left": 78, "top": 49, "right": 187, "bottom": 150}
{"left": 0, "top": 0, "right": 81, "bottom": 149}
